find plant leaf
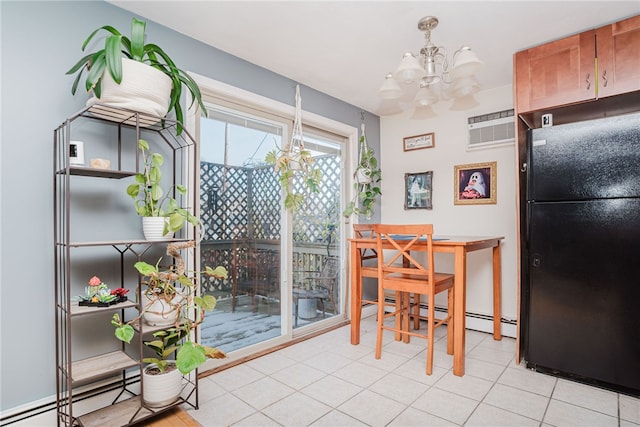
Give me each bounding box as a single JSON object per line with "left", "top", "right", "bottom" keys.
{"left": 130, "top": 17, "right": 146, "bottom": 60}
{"left": 134, "top": 261, "right": 157, "bottom": 276}
{"left": 195, "top": 294, "right": 217, "bottom": 311}
{"left": 114, "top": 324, "right": 134, "bottom": 343}
{"left": 104, "top": 35, "right": 123, "bottom": 83}
{"left": 176, "top": 341, "right": 206, "bottom": 374}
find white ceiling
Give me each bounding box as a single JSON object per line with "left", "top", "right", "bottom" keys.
{"left": 108, "top": 1, "right": 639, "bottom": 116}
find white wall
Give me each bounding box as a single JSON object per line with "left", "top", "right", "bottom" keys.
{"left": 379, "top": 84, "right": 518, "bottom": 326}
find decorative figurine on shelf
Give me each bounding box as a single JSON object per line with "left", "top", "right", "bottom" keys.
{"left": 77, "top": 276, "right": 129, "bottom": 307}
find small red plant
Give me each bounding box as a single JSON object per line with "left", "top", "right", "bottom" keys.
{"left": 111, "top": 288, "right": 130, "bottom": 298}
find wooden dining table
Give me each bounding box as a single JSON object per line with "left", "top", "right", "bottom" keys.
{"left": 349, "top": 234, "right": 504, "bottom": 377}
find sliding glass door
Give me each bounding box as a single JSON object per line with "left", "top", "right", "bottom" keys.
{"left": 197, "top": 100, "right": 346, "bottom": 363}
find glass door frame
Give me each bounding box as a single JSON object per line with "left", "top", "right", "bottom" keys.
{"left": 185, "top": 74, "right": 359, "bottom": 368}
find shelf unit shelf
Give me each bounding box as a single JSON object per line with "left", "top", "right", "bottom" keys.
{"left": 67, "top": 351, "right": 139, "bottom": 385}
{"left": 69, "top": 300, "right": 138, "bottom": 317}
{"left": 54, "top": 104, "right": 199, "bottom": 426}
{"left": 77, "top": 394, "right": 192, "bottom": 427}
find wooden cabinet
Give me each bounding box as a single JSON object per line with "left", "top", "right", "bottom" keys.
{"left": 515, "top": 15, "right": 640, "bottom": 113}
{"left": 596, "top": 15, "right": 640, "bottom": 98}
{"left": 54, "top": 105, "right": 198, "bottom": 426}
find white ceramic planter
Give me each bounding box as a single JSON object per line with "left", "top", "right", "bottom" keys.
{"left": 142, "top": 362, "right": 182, "bottom": 407}
{"left": 356, "top": 169, "right": 372, "bottom": 184}
{"left": 86, "top": 58, "right": 172, "bottom": 119}
{"left": 142, "top": 217, "right": 174, "bottom": 241}
{"left": 142, "top": 292, "right": 181, "bottom": 327}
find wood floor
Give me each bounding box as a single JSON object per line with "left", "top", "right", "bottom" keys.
{"left": 143, "top": 407, "right": 201, "bottom": 427}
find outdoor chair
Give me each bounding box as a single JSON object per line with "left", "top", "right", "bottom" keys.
{"left": 232, "top": 248, "right": 279, "bottom": 314}
{"left": 293, "top": 255, "right": 339, "bottom": 327}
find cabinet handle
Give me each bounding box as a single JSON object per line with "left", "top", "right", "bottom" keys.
{"left": 585, "top": 73, "right": 591, "bottom": 90}
{"left": 601, "top": 69, "right": 608, "bottom": 87}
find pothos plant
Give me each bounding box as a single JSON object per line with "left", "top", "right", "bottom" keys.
{"left": 126, "top": 139, "right": 199, "bottom": 236}
{"left": 265, "top": 140, "right": 322, "bottom": 211}
{"left": 265, "top": 85, "right": 322, "bottom": 211}
{"left": 343, "top": 126, "right": 382, "bottom": 219}
{"left": 111, "top": 242, "right": 228, "bottom": 375}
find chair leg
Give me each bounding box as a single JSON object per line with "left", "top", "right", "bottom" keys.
{"left": 426, "top": 292, "right": 435, "bottom": 375}
{"left": 375, "top": 290, "right": 385, "bottom": 360}
{"left": 294, "top": 296, "right": 299, "bottom": 327}
{"left": 446, "top": 288, "right": 454, "bottom": 355}
{"left": 402, "top": 292, "right": 411, "bottom": 343}
{"left": 413, "top": 293, "right": 421, "bottom": 330}
{"left": 319, "top": 298, "right": 326, "bottom": 318}
{"left": 394, "top": 291, "right": 402, "bottom": 341}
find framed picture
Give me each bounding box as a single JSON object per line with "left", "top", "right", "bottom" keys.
{"left": 454, "top": 161, "right": 497, "bottom": 205}
{"left": 403, "top": 132, "right": 435, "bottom": 152}
{"left": 405, "top": 171, "right": 433, "bottom": 210}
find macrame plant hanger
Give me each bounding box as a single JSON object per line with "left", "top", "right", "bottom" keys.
{"left": 289, "top": 84, "right": 304, "bottom": 164}
{"left": 356, "top": 112, "right": 372, "bottom": 185}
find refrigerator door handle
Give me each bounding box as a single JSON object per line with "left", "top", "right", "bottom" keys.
{"left": 531, "top": 254, "right": 541, "bottom": 268}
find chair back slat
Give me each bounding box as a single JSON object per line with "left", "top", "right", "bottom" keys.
{"left": 373, "top": 224, "right": 435, "bottom": 287}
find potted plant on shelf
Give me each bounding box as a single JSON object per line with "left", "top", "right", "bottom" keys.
{"left": 127, "top": 139, "right": 199, "bottom": 240}
{"left": 76, "top": 276, "right": 129, "bottom": 307}
{"left": 265, "top": 85, "right": 322, "bottom": 211}
{"left": 111, "top": 241, "right": 228, "bottom": 407}
{"left": 66, "top": 17, "right": 205, "bottom": 134}
{"left": 343, "top": 124, "right": 382, "bottom": 219}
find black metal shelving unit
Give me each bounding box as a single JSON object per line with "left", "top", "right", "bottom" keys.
{"left": 54, "top": 104, "right": 200, "bottom": 426}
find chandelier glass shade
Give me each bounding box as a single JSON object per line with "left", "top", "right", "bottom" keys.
{"left": 378, "top": 16, "right": 483, "bottom": 112}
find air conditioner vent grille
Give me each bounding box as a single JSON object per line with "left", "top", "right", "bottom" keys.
{"left": 467, "top": 109, "right": 515, "bottom": 150}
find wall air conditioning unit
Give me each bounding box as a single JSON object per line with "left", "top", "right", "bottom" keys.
{"left": 467, "top": 109, "right": 515, "bottom": 150}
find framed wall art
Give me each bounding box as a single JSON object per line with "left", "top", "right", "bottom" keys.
{"left": 403, "top": 132, "right": 435, "bottom": 152}
{"left": 454, "top": 161, "right": 497, "bottom": 205}
{"left": 405, "top": 171, "right": 433, "bottom": 210}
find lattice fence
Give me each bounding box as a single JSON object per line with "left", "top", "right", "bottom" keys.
{"left": 200, "top": 154, "right": 340, "bottom": 296}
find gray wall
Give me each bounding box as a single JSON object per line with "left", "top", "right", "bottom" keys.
{"left": 0, "top": 0, "right": 380, "bottom": 411}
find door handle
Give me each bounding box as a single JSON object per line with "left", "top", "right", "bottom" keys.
{"left": 585, "top": 73, "right": 591, "bottom": 90}
{"left": 531, "top": 255, "right": 541, "bottom": 268}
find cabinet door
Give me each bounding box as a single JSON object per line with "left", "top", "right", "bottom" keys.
{"left": 596, "top": 15, "right": 640, "bottom": 98}
{"left": 515, "top": 31, "right": 596, "bottom": 113}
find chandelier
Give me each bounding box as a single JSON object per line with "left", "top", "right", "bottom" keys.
{"left": 377, "top": 16, "right": 483, "bottom": 114}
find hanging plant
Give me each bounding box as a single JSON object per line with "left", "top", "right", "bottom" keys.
{"left": 265, "top": 85, "right": 322, "bottom": 211}
{"left": 343, "top": 121, "right": 382, "bottom": 219}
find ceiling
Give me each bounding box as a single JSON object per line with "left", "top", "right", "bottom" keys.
{"left": 108, "top": 1, "right": 639, "bottom": 116}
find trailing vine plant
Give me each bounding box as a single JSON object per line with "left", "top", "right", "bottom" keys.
{"left": 265, "top": 85, "right": 322, "bottom": 211}
{"left": 343, "top": 120, "right": 382, "bottom": 219}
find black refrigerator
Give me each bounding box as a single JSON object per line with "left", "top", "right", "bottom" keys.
{"left": 525, "top": 112, "right": 640, "bottom": 395}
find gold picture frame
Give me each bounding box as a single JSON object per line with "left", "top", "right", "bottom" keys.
{"left": 403, "top": 132, "right": 435, "bottom": 151}
{"left": 454, "top": 161, "right": 497, "bottom": 205}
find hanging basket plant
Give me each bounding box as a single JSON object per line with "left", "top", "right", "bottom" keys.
{"left": 265, "top": 85, "right": 322, "bottom": 211}
{"left": 343, "top": 122, "right": 382, "bottom": 219}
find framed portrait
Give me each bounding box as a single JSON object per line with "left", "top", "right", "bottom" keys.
{"left": 405, "top": 171, "right": 433, "bottom": 210}
{"left": 454, "top": 161, "right": 497, "bottom": 205}
{"left": 403, "top": 132, "right": 435, "bottom": 152}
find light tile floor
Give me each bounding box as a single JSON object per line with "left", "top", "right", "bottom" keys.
{"left": 188, "top": 314, "right": 640, "bottom": 427}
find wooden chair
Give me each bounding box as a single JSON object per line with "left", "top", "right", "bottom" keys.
{"left": 353, "top": 224, "right": 379, "bottom": 308}
{"left": 354, "top": 223, "right": 418, "bottom": 333}
{"left": 373, "top": 224, "right": 454, "bottom": 375}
